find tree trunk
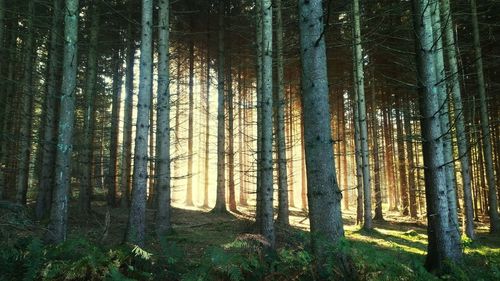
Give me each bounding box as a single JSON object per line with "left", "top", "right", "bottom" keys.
{"left": 352, "top": 90, "right": 363, "bottom": 225}
{"left": 300, "top": 120, "right": 307, "bottom": 211}
{"left": 287, "top": 85, "right": 295, "bottom": 208}
{"left": 470, "top": 0, "right": 499, "bottom": 233}
{"left": 430, "top": 2, "right": 461, "bottom": 252}
{"left": 120, "top": 14, "right": 135, "bottom": 208}
{"left": 203, "top": 25, "right": 211, "bottom": 208}
{"left": 372, "top": 92, "right": 383, "bottom": 221}
{"left": 352, "top": 0, "right": 372, "bottom": 229}
{"left": 275, "top": 0, "right": 289, "bottom": 226}
{"left": 79, "top": 1, "right": 100, "bottom": 213}
{"left": 46, "top": 0, "right": 79, "bottom": 243}
{"left": 395, "top": 106, "right": 409, "bottom": 215}
{"left": 299, "top": 0, "right": 346, "bottom": 271}
{"left": 383, "top": 108, "right": 396, "bottom": 211}
{"left": 105, "top": 50, "right": 123, "bottom": 208}
{"left": 15, "top": 0, "right": 35, "bottom": 205}
{"left": 227, "top": 49, "right": 237, "bottom": 212}
{"left": 411, "top": 0, "right": 462, "bottom": 271}
{"left": 155, "top": 0, "right": 171, "bottom": 236}
{"left": 36, "top": 0, "right": 62, "bottom": 218}
{"left": 212, "top": 0, "right": 226, "bottom": 213}
{"left": 186, "top": 33, "right": 195, "bottom": 207}
{"left": 259, "top": 0, "right": 275, "bottom": 247}
{"left": 126, "top": 0, "right": 153, "bottom": 247}
{"left": 404, "top": 104, "right": 418, "bottom": 219}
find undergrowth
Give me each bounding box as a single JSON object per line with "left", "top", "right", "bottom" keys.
{"left": 1, "top": 231, "right": 499, "bottom": 281}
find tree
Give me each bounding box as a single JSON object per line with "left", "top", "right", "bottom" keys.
{"left": 79, "top": 0, "right": 100, "bottom": 213}
{"left": 411, "top": 0, "right": 462, "bottom": 272}
{"left": 298, "top": 0, "right": 346, "bottom": 271}
{"left": 46, "top": 0, "right": 80, "bottom": 243}
{"left": 155, "top": 0, "right": 172, "bottom": 237}
{"left": 352, "top": 0, "right": 372, "bottom": 229}
{"left": 212, "top": 0, "right": 227, "bottom": 213}
{"left": 259, "top": 0, "right": 275, "bottom": 247}
{"left": 126, "top": 0, "right": 153, "bottom": 247}
{"left": 15, "top": 0, "right": 35, "bottom": 205}
{"left": 470, "top": 0, "right": 499, "bottom": 234}
{"left": 440, "top": 0, "right": 474, "bottom": 238}
{"left": 36, "top": 0, "right": 63, "bottom": 219}
{"left": 275, "top": 0, "right": 289, "bottom": 226}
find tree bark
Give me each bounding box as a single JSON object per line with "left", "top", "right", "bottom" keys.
{"left": 186, "top": 32, "right": 195, "bottom": 207}
{"left": 411, "top": 0, "right": 462, "bottom": 271}
{"left": 395, "top": 106, "right": 409, "bottom": 215}
{"left": 299, "top": 0, "right": 345, "bottom": 271}
{"left": 79, "top": 1, "right": 100, "bottom": 213}
{"left": 352, "top": 0, "right": 372, "bottom": 229}
{"left": 155, "top": 0, "right": 171, "bottom": 236}
{"left": 46, "top": 0, "right": 79, "bottom": 243}
{"left": 275, "top": 0, "right": 289, "bottom": 226}
{"left": 36, "top": 0, "right": 62, "bottom": 218}
{"left": 212, "top": 0, "right": 227, "bottom": 213}
{"left": 126, "top": 0, "right": 153, "bottom": 247}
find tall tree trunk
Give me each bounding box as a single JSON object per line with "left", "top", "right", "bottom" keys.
{"left": 470, "top": 0, "right": 499, "bottom": 233}
{"left": 238, "top": 65, "right": 247, "bottom": 206}
{"left": 300, "top": 119, "right": 307, "bottom": 210}
{"left": 36, "top": 0, "right": 62, "bottom": 218}
{"left": 404, "top": 104, "right": 418, "bottom": 219}
{"left": 298, "top": 0, "right": 346, "bottom": 271}
{"left": 287, "top": 85, "right": 295, "bottom": 208}
{"left": 352, "top": 90, "right": 363, "bottom": 225}
{"left": 79, "top": 1, "right": 100, "bottom": 213}
{"left": 275, "top": 0, "right": 289, "bottom": 226}
{"left": 203, "top": 25, "right": 211, "bottom": 208}
{"left": 227, "top": 49, "right": 237, "bottom": 212}
{"left": 353, "top": 0, "right": 372, "bottom": 229}
{"left": 372, "top": 93, "right": 383, "bottom": 221}
{"left": 383, "top": 108, "right": 396, "bottom": 210}
{"left": 186, "top": 33, "right": 195, "bottom": 206}
{"left": 120, "top": 14, "right": 135, "bottom": 208}
{"left": 259, "top": 0, "right": 275, "bottom": 247}
{"left": 126, "top": 0, "right": 153, "bottom": 247}
{"left": 341, "top": 94, "right": 349, "bottom": 210}
{"left": 105, "top": 50, "right": 123, "bottom": 207}
{"left": 395, "top": 106, "right": 409, "bottom": 215}
{"left": 46, "top": 0, "right": 79, "bottom": 243}
{"left": 212, "top": 0, "right": 226, "bottom": 213}
{"left": 430, "top": 2, "right": 461, "bottom": 252}
{"left": 15, "top": 0, "right": 35, "bottom": 205}
{"left": 411, "top": 0, "right": 462, "bottom": 271}
{"left": 254, "top": 0, "right": 263, "bottom": 224}
{"left": 155, "top": 0, "right": 171, "bottom": 236}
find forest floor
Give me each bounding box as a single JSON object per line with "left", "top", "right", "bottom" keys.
{"left": 1, "top": 198, "right": 500, "bottom": 280}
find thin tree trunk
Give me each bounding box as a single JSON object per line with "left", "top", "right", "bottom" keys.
{"left": 287, "top": 85, "right": 295, "bottom": 208}
{"left": 36, "top": 0, "right": 62, "bottom": 218}
{"left": 372, "top": 93, "right": 383, "bottom": 221}
{"left": 259, "top": 0, "right": 275, "bottom": 247}
{"left": 105, "top": 51, "right": 123, "bottom": 207}
{"left": 46, "top": 0, "right": 79, "bottom": 243}
{"left": 383, "top": 108, "right": 396, "bottom": 211}
{"left": 238, "top": 65, "right": 247, "bottom": 206}
{"left": 341, "top": 94, "right": 349, "bottom": 210}
{"left": 15, "top": 0, "right": 35, "bottom": 205}
{"left": 352, "top": 90, "right": 363, "bottom": 225}
{"left": 203, "top": 25, "right": 211, "bottom": 208}
{"left": 395, "top": 106, "right": 409, "bottom": 215}
{"left": 227, "top": 50, "right": 237, "bottom": 212}
{"left": 275, "top": 0, "right": 289, "bottom": 226}
{"left": 352, "top": 0, "right": 372, "bottom": 229}
{"left": 79, "top": 1, "right": 100, "bottom": 213}
{"left": 470, "top": 0, "right": 499, "bottom": 233}
{"left": 404, "top": 104, "right": 418, "bottom": 219}
{"left": 155, "top": 0, "right": 171, "bottom": 236}
{"left": 300, "top": 119, "right": 307, "bottom": 210}
{"left": 212, "top": 0, "right": 226, "bottom": 213}
{"left": 186, "top": 33, "right": 195, "bottom": 206}
{"left": 126, "top": 0, "right": 153, "bottom": 247}
{"left": 120, "top": 14, "right": 135, "bottom": 208}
